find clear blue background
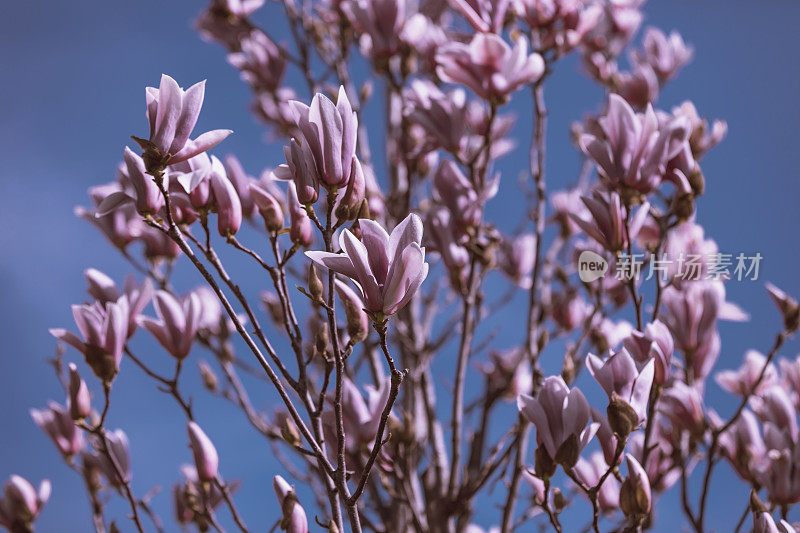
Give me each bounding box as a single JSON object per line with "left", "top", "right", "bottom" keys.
{"left": 2, "top": 0, "right": 800, "bottom": 531}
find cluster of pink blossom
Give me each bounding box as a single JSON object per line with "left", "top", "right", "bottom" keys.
{"left": 6, "top": 0, "right": 800, "bottom": 532}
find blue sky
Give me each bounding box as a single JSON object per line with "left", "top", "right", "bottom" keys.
{"left": 1, "top": 0, "right": 800, "bottom": 531}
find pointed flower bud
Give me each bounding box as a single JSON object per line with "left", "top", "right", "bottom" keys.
{"left": 273, "top": 475, "right": 308, "bottom": 533}
{"left": 68, "top": 364, "right": 91, "bottom": 420}
{"left": 250, "top": 183, "right": 284, "bottom": 232}
{"left": 766, "top": 283, "right": 800, "bottom": 333}
{"left": 619, "top": 453, "right": 651, "bottom": 517}
{"left": 287, "top": 182, "right": 312, "bottom": 246}
{"left": 187, "top": 422, "right": 219, "bottom": 482}
{"left": 335, "top": 280, "right": 369, "bottom": 344}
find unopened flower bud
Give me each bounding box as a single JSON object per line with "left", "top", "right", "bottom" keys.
{"left": 561, "top": 356, "right": 576, "bottom": 384}
{"left": 262, "top": 291, "right": 285, "bottom": 326}
{"left": 308, "top": 264, "right": 324, "bottom": 303}
{"left": 335, "top": 158, "right": 366, "bottom": 221}
{"left": 68, "top": 363, "right": 91, "bottom": 420}
{"left": 273, "top": 475, "right": 309, "bottom": 533}
{"left": 335, "top": 280, "right": 368, "bottom": 344}
{"left": 280, "top": 417, "right": 301, "bottom": 448}
{"left": 619, "top": 454, "right": 651, "bottom": 518}
{"left": 551, "top": 488, "right": 567, "bottom": 512}
{"left": 766, "top": 283, "right": 800, "bottom": 333}
{"left": 250, "top": 183, "right": 284, "bottom": 233}
{"left": 315, "top": 325, "right": 329, "bottom": 356}
{"left": 187, "top": 422, "right": 219, "bottom": 482}
{"left": 198, "top": 361, "right": 218, "bottom": 392}
{"left": 607, "top": 393, "right": 639, "bottom": 438}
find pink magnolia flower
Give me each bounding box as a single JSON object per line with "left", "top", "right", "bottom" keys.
{"left": 195, "top": 0, "right": 264, "bottom": 49}
{"left": 658, "top": 382, "right": 705, "bottom": 438}
{"left": 481, "top": 348, "right": 533, "bottom": 400}
{"left": 432, "top": 159, "right": 492, "bottom": 231}
{"left": 622, "top": 320, "right": 674, "bottom": 384}
{"left": 83, "top": 429, "right": 132, "bottom": 487}
{"left": 0, "top": 475, "right": 50, "bottom": 532}
{"left": 173, "top": 464, "right": 231, "bottom": 526}
{"left": 752, "top": 386, "right": 799, "bottom": 446}
{"left": 620, "top": 453, "right": 651, "bottom": 517}
{"left": 627, "top": 425, "right": 680, "bottom": 492}
{"left": 323, "top": 376, "right": 390, "bottom": 451}
{"left": 514, "top": 0, "right": 601, "bottom": 55}
{"left": 138, "top": 291, "right": 202, "bottom": 360}
{"left": 227, "top": 30, "right": 286, "bottom": 93}
{"left": 570, "top": 191, "right": 649, "bottom": 252}
{"left": 84, "top": 269, "right": 154, "bottom": 338}
{"left": 135, "top": 75, "right": 232, "bottom": 172}
{"left": 779, "top": 356, "right": 800, "bottom": 408}
{"left": 752, "top": 512, "right": 796, "bottom": 533}
{"left": 549, "top": 289, "right": 591, "bottom": 332}
{"left": 632, "top": 27, "right": 693, "bottom": 83}
{"left": 426, "top": 207, "right": 469, "bottom": 282}
{"left": 76, "top": 183, "right": 144, "bottom": 250}
{"left": 498, "top": 233, "right": 536, "bottom": 288}
{"left": 343, "top": 0, "right": 407, "bottom": 59}
{"left": 517, "top": 376, "right": 599, "bottom": 469}
{"left": 306, "top": 213, "right": 428, "bottom": 316}
{"left": 671, "top": 101, "right": 727, "bottom": 158}
{"left": 716, "top": 350, "right": 778, "bottom": 397}
{"left": 398, "top": 14, "right": 447, "bottom": 72}
{"left": 50, "top": 297, "right": 130, "bottom": 382}
{"left": 580, "top": 94, "right": 690, "bottom": 195}
{"left": 614, "top": 61, "right": 659, "bottom": 109}
{"left": 68, "top": 363, "right": 91, "bottom": 420}
{"left": 96, "top": 147, "right": 165, "bottom": 216}
{"left": 718, "top": 409, "right": 766, "bottom": 482}
{"left": 755, "top": 447, "right": 800, "bottom": 506}
{"left": 436, "top": 34, "right": 545, "bottom": 102}
{"left": 450, "top": 0, "right": 509, "bottom": 33}
{"left": 581, "top": 0, "right": 642, "bottom": 58}
{"left": 178, "top": 154, "right": 243, "bottom": 236}
{"left": 591, "top": 408, "right": 619, "bottom": 467}
{"left": 287, "top": 87, "right": 357, "bottom": 188}
{"left": 30, "top": 402, "right": 83, "bottom": 457}
{"left": 661, "top": 279, "right": 748, "bottom": 381}
{"left": 273, "top": 475, "right": 309, "bottom": 533}
{"left": 275, "top": 138, "right": 320, "bottom": 204}
{"left": 574, "top": 452, "right": 620, "bottom": 512}
{"left": 404, "top": 80, "right": 468, "bottom": 154}
{"left": 187, "top": 422, "right": 219, "bottom": 482}
{"left": 586, "top": 348, "right": 654, "bottom": 435}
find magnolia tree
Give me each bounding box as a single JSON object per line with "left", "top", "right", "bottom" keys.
{"left": 5, "top": 0, "right": 800, "bottom": 532}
